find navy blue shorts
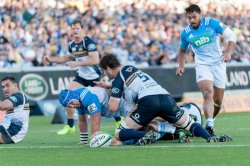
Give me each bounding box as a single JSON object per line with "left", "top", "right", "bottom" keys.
{"left": 129, "top": 94, "right": 184, "bottom": 127}
{"left": 73, "top": 75, "right": 100, "bottom": 87}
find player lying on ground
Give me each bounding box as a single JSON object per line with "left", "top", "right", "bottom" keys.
{"left": 0, "top": 77, "right": 30, "bottom": 144}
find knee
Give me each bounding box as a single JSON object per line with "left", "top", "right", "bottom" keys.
{"left": 202, "top": 89, "right": 213, "bottom": 100}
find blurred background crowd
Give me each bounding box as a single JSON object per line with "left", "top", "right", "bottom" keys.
{"left": 0, "top": 0, "right": 249, "bottom": 68}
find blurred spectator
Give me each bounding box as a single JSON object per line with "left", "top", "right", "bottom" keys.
{"left": 0, "top": 0, "right": 249, "bottom": 68}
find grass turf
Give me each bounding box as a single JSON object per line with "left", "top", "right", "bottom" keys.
{"left": 0, "top": 112, "right": 250, "bottom": 166}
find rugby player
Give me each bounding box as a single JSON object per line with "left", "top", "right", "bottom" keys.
{"left": 176, "top": 4, "right": 237, "bottom": 135}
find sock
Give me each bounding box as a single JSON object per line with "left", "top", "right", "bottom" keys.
{"left": 157, "top": 121, "right": 176, "bottom": 134}
{"left": 123, "top": 139, "right": 138, "bottom": 145}
{"left": 114, "top": 116, "right": 121, "bottom": 122}
{"left": 206, "top": 118, "right": 214, "bottom": 127}
{"left": 119, "top": 129, "right": 146, "bottom": 141}
{"left": 190, "top": 123, "right": 211, "bottom": 140}
{"left": 80, "top": 132, "right": 88, "bottom": 144}
{"left": 67, "top": 119, "right": 74, "bottom": 128}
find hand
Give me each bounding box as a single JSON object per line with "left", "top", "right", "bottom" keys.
{"left": 94, "top": 81, "right": 110, "bottom": 89}
{"left": 176, "top": 67, "right": 185, "bottom": 76}
{"left": 66, "top": 61, "right": 78, "bottom": 68}
{"left": 221, "top": 51, "right": 232, "bottom": 62}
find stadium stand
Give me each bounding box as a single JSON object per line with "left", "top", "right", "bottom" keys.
{"left": 0, "top": 0, "right": 249, "bottom": 68}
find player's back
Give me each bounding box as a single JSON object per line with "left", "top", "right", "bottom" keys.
{"left": 118, "top": 65, "right": 169, "bottom": 99}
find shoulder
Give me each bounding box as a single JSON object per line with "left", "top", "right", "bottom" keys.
{"left": 68, "top": 40, "right": 75, "bottom": 47}
{"left": 8, "top": 92, "right": 25, "bottom": 106}
{"left": 84, "top": 36, "right": 95, "bottom": 43}
{"left": 121, "top": 65, "right": 138, "bottom": 77}
{"left": 180, "top": 25, "right": 191, "bottom": 38}
{"left": 205, "top": 17, "right": 220, "bottom": 26}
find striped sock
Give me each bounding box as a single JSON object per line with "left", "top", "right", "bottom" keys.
{"left": 80, "top": 132, "right": 88, "bottom": 144}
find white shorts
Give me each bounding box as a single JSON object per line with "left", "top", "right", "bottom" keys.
{"left": 195, "top": 63, "right": 226, "bottom": 89}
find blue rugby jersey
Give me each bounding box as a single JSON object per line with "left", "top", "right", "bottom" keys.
{"left": 180, "top": 17, "right": 227, "bottom": 65}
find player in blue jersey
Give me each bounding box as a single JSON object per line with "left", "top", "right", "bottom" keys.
{"left": 99, "top": 54, "right": 232, "bottom": 146}
{"left": 44, "top": 19, "right": 102, "bottom": 135}
{"left": 0, "top": 77, "right": 30, "bottom": 144}
{"left": 176, "top": 4, "right": 237, "bottom": 135}
{"left": 59, "top": 87, "right": 102, "bottom": 145}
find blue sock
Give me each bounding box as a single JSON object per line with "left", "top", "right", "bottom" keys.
{"left": 67, "top": 119, "right": 74, "bottom": 128}
{"left": 119, "top": 129, "right": 146, "bottom": 141}
{"left": 190, "top": 123, "right": 211, "bottom": 140}
{"left": 123, "top": 139, "right": 138, "bottom": 145}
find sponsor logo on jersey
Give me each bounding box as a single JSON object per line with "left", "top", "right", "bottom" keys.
{"left": 131, "top": 113, "right": 140, "bottom": 123}
{"left": 112, "top": 88, "right": 120, "bottom": 94}
{"left": 126, "top": 66, "right": 133, "bottom": 72}
{"left": 19, "top": 74, "right": 49, "bottom": 101}
{"left": 192, "top": 34, "right": 212, "bottom": 48}
{"left": 87, "top": 44, "right": 96, "bottom": 51}
{"left": 9, "top": 96, "right": 17, "bottom": 102}
{"left": 188, "top": 34, "right": 194, "bottom": 38}
{"left": 72, "top": 47, "right": 76, "bottom": 52}
{"left": 88, "top": 103, "right": 98, "bottom": 114}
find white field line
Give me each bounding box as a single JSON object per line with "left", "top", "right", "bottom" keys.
{"left": 0, "top": 144, "right": 250, "bottom": 149}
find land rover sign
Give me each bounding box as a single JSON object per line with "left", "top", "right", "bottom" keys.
{"left": 19, "top": 74, "right": 49, "bottom": 101}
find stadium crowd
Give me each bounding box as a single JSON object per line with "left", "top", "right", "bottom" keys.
{"left": 0, "top": 0, "right": 249, "bottom": 68}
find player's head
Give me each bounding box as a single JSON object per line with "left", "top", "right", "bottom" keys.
{"left": 185, "top": 4, "right": 201, "bottom": 29}
{"left": 59, "top": 89, "right": 80, "bottom": 107}
{"left": 1, "top": 77, "right": 18, "bottom": 97}
{"left": 70, "top": 19, "right": 84, "bottom": 38}
{"left": 100, "top": 54, "right": 121, "bottom": 79}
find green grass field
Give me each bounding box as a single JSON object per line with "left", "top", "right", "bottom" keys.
{"left": 1, "top": 112, "right": 250, "bottom": 166}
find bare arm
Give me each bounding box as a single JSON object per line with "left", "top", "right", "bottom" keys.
{"left": 44, "top": 55, "right": 70, "bottom": 64}
{"left": 108, "top": 97, "right": 120, "bottom": 112}
{"left": 0, "top": 99, "right": 14, "bottom": 111}
{"left": 176, "top": 49, "right": 186, "bottom": 76}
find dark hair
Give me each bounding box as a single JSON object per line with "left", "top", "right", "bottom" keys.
{"left": 1, "top": 77, "right": 17, "bottom": 84}
{"left": 99, "top": 54, "right": 121, "bottom": 70}
{"left": 185, "top": 4, "right": 201, "bottom": 14}
{"left": 70, "top": 19, "right": 83, "bottom": 28}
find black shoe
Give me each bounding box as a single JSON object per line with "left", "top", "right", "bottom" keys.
{"left": 206, "top": 126, "right": 216, "bottom": 136}
{"left": 207, "top": 135, "right": 233, "bottom": 143}
{"left": 207, "top": 136, "right": 219, "bottom": 143}
{"left": 218, "top": 135, "right": 233, "bottom": 142}
{"left": 135, "top": 130, "right": 158, "bottom": 146}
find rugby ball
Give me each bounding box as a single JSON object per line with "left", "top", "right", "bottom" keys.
{"left": 90, "top": 132, "right": 112, "bottom": 148}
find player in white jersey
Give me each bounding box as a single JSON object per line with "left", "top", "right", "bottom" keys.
{"left": 99, "top": 54, "right": 232, "bottom": 146}
{"left": 176, "top": 4, "right": 237, "bottom": 135}
{"left": 0, "top": 77, "right": 30, "bottom": 144}
{"left": 44, "top": 19, "right": 102, "bottom": 135}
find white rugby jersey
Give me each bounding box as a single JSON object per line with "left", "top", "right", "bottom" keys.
{"left": 68, "top": 36, "right": 102, "bottom": 80}
{"left": 0, "top": 92, "right": 30, "bottom": 143}
{"left": 111, "top": 65, "right": 169, "bottom": 102}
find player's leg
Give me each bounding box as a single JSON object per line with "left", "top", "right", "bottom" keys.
{"left": 57, "top": 81, "right": 83, "bottom": 135}
{"left": 196, "top": 65, "right": 216, "bottom": 135}
{"left": 212, "top": 63, "right": 227, "bottom": 118}
{"left": 78, "top": 114, "right": 88, "bottom": 145}
{"left": 0, "top": 125, "right": 14, "bottom": 144}
{"left": 213, "top": 87, "right": 224, "bottom": 118}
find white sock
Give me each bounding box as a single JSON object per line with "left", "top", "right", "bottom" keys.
{"left": 157, "top": 121, "right": 176, "bottom": 134}
{"left": 80, "top": 132, "right": 88, "bottom": 144}
{"left": 206, "top": 118, "right": 214, "bottom": 127}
